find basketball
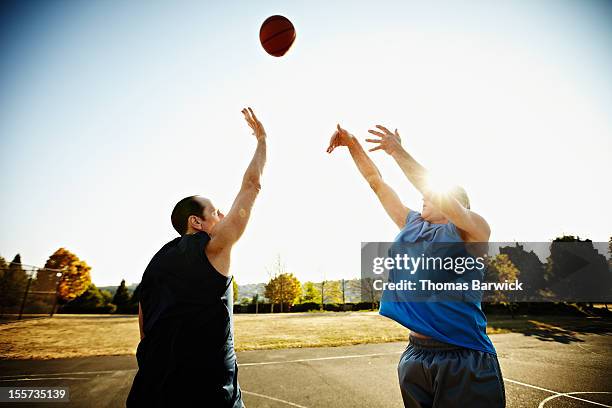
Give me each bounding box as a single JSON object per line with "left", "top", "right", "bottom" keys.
{"left": 259, "top": 15, "right": 296, "bottom": 57}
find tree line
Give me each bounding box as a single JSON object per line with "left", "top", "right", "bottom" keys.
{"left": 2, "top": 235, "right": 609, "bottom": 316}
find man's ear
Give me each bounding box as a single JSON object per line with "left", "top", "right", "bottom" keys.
{"left": 187, "top": 215, "right": 200, "bottom": 231}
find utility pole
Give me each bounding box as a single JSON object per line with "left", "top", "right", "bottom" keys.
{"left": 280, "top": 274, "right": 284, "bottom": 313}
{"left": 320, "top": 280, "right": 325, "bottom": 311}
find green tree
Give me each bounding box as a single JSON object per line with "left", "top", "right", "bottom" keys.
{"left": 32, "top": 267, "right": 58, "bottom": 293}
{"left": 322, "top": 280, "right": 343, "bottom": 304}
{"left": 265, "top": 273, "right": 301, "bottom": 311}
{"left": 0, "top": 254, "right": 29, "bottom": 315}
{"left": 499, "top": 243, "right": 545, "bottom": 299}
{"left": 0, "top": 256, "right": 9, "bottom": 308}
{"left": 101, "top": 289, "right": 113, "bottom": 305}
{"left": 545, "top": 235, "right": 609, "bottom": 305}
{"left": 62, "top": 283, "right": 116, "bottom": 313}
{"left": 0, "top": 256, "right": 7, "bottom": 281}
{"left": 232, "top": 278, "right": 239, "bottom": 304}
{"left": 112, "top": 279, "right": 131, "bottom": 313}
{"left": 485, "top": 254, "right": 520, "bottom": 317}
{"left": 301, "top": 281, "right": 321, "bottom": 303}
{"left": 359, "top": 277, "right": 381, "bottom": 309}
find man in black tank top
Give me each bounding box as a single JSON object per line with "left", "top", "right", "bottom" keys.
{"left": 127, "top": 108, "right": 267, "bottom": 408}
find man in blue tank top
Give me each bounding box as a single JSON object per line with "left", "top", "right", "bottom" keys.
{"left": 127, "top": 108, "right": 266, "bottom": 408}
{"left": 327, "top": 124, "right": 505, "bottom": 407}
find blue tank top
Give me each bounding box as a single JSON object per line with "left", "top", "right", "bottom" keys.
{"left": 379, "top": 210, "right": 496, "bottom": 355}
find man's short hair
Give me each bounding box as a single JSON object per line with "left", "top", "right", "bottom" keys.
{"left": 451, "top": 186, "right": 470, "bottom": 209}
{"left": 171, "top": 196, "right": 205, "bottom": 235}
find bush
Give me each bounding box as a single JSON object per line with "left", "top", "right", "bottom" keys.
{"left": 61, "top": 303, "right": 116, "bottom": 314}
{"left": 233, "top": 303, "right": 277, "bottom": 314}
{"left": 323, "top": 303, "right": 341, "bottom": 311}
{"left": 57, "top": 283, "right": 117, "bottom": 314}
{"left": 352, "top": 301, "right": 378, "bottom": 311}
{"left": 292, "top": 302, "right": 320, "bottom": 312}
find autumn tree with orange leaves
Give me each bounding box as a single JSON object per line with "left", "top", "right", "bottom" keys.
{"left": 44, "top": 248, "right": 91, "bottom": 303}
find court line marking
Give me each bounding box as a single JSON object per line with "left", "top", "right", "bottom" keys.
{"left": 0, "top": 369, "right": 136, "bottom": 380}
{"left": 238, "top": 352, "right": 401, "bottom": 367}
{"left": 506, "top": 379, "right": 612, "bottom": 408}
{"left": 0, "top": 352, "right": 400, "bottom": 379}
{"left": 2, "top": 351, "right": 610, "bottom": 407}
{"left": 575, "top": 343, "right": 607, "bottom": 357}
{"left": 538, "top": 392, "right": 612, "bottom": 408}
{"left": 0, "top": 377, "right": 89, "bottom": 382}
{"left": 241, "top": 390, "right": 308, "bottom": 408}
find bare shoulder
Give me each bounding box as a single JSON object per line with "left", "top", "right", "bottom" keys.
{"left": 204, "top": 235, "right": 232, "bottom": 277}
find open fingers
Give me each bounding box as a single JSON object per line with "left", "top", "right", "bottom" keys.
{"left": 242, "top": 108, "right": 253, "bottom": 123}
{"left": 365, "top": 138, "right": 382, "bottom": 144}
{"left": 368, "top": 129, "right": 385, "bottom": 137}
{"left": 242, "top": 107, "right": 258, "bottom": 123}
{"left": 375, "top": 125, "right": 392, "bottom": 135}
{"left": 248, "top": 107, "right": 260, "bottom": 124}
{"left": 242, "top": 108, "right": 257, "bottom": 132}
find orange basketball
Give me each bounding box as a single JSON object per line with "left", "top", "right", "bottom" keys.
{"left": 259, "top": 15, "right": 296, "bottom": 57}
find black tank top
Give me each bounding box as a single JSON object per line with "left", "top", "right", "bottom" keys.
{"left": 127, "top": 232, "right": 243, "bottom": 407}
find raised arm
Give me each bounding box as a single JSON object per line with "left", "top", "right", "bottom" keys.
{"left": 206, "top": 108, "right": 266, "bottom": 273}
{"left": 327, "top": 124, "right": 409, "bottom": 229}
{"left": 366, "top": 125, "right": 490, "bottom": 242}
{"left": 426, "top": 190, "right": 491, "bottom": 242}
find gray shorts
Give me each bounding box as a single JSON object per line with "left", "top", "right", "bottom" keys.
{"left": 398, "top": 336, "right": 506, "bottom": 408}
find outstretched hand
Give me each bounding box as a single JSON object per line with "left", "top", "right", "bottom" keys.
{"left": 326, "top": 124, "right": 354, "bottom": 153}
{"left": 366, "top": 125, "right": 402, "bottom": 154}
{"left": 242, "top": 107, "right": 266, "bottom": 141}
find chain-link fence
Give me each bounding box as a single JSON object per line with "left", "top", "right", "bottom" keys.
{"left": 0, "top": 263, "right": 63, "bottom": 322}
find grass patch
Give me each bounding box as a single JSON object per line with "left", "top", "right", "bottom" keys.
{"left": 1, "top": 312, "right": 608, "bottom": 360}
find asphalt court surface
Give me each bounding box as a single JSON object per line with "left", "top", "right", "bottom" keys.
{"left": 0, "top": 332, "right": 610, "bottom": 407}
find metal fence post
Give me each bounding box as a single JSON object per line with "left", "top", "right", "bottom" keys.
{"left": 18, "top": 276, "right": 33, "bottom": 320}
{"left": 50, "top": 273, "right": 62, "bottom": 317}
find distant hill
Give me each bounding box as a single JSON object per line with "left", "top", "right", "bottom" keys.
{"left": 98, "top": 283, "right": 139, "bottom": 295}
{"left": 235, "top": 283, "right": 266, "bottom": 302}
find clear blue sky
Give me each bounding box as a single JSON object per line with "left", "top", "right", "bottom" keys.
{"left": 1, "top": 0, "right": 611, "bottom": 286}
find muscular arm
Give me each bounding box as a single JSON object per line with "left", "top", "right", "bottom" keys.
{"left": 215, "top": 138, "right": 266, "bottom": 246}
{"left": 206, "top": 108, "right": 266, "bottom": 274}
{"left": 427, "top": 191, "right": 491, "bottom": 242}
{"left": 328, "top": 126, "right": 409, "bottom": 229}
{"left": 389, "top": 148, "right": 429, "bottom": 195}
